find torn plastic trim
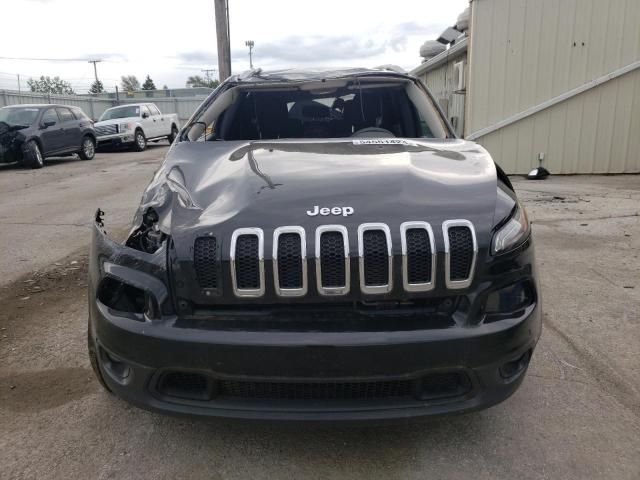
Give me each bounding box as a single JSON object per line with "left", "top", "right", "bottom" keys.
{"left": 102, "top": 262, "right": 166, "bottom": 320}
{"left": 92, "top": 210, "right": 172, "bottom": 321}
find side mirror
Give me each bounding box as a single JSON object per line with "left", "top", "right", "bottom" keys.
{"left": 142, "top": 112, "right": 149, "bottom": 119}
{"left": 42, "top": 120, "right": 56, "bottom": 128}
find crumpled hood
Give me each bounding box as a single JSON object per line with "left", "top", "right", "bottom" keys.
{"left": 138, "top": 139, "right": 499, "bottom": 244}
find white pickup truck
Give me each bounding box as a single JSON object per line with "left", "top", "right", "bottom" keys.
{"left": 94, "top": 103, "right": 180, "bottom": 151}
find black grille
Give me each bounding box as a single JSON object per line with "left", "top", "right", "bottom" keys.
{"left": 277, "top": 233, "right": 303, "bottom": 289}
{"left": 406, "top": 228, "right": 432, "bottom": 284}
{"left": 194, "top": 237, "right": 218, "bottom": 288}
{"left": 362, "top": 230, "right": 389, "bottom": 286}
{"left": 448, "top": 226, "right": 474, "bottom": 280}
{"left": 235, "top": 235, "right": 260, "bottom": 289}
{"left": 320, "top": 231, "right": 346, "bottom": 287}
{"left": 218, "top": 379, "right": 413, "bottom": 400}
{"left": 157, "top": 372, "right": 212, "bottom": 400}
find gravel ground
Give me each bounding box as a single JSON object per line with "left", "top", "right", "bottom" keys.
{"left": 0, "top": 148, "right": 638, "bottom": 479}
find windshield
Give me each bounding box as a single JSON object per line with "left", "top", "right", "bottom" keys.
{"left": 185, "top": 77, "right": 450, "bottom": 142}
{"left": 0, "top": 107, "right": 40, "bottom": 127}
{"left": 99, "top": 105, "right": 141, "bottom": 121}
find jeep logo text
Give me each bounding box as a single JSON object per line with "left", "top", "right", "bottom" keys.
{"left": 306, "top": 206, "right": 354, "bottom": 217}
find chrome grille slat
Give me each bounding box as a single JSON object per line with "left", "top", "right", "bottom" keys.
{"left": 315, "top": 225, "right": 350, "bottom": 296}
{"left": 95, "top": 124, "right": 118, "bottom": 136}
{"left": 358, "top": 223, "right": 392, "bottom": 294}
{"left": 224, "top": 220, "right": 476, "bottom": 298}
{"left": 442, "top": 220, "right": 477, "bottom": 289}
{"left": 400, "top": 222, "right": 436, "bottom": 292}
{"left": 273, "top": 226, "right": 307, "bottom": 297}
{"left": 230, "top": 228, "right": 265, "bottom": 297}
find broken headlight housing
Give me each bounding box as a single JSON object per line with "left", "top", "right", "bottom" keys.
{"left": 491, "top": 204, "right": 530, "bottom": 255}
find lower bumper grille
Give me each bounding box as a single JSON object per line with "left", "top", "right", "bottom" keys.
{"left": 155, "top": 371, "right": 471, "bottom": 403}
{"left": 219, "top": 378, "right": 414, "bottom": 400}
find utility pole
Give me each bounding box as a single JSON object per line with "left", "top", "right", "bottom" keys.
{"left": 17, "top": 74, "right": 21, "bottom": 95}
{"left": 245, "top": 40, "right": 254, "bottom": 69}
{"left": 88, "top": 59, "right": 102, "bottom": 82}
{"left": 214, "top": 0, "right": 231, "bottom": 82}
{"left": 201, "top": 68, "right": 217, "bottom": 84}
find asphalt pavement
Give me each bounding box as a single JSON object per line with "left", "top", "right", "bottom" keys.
{"left": 0, "top": 147, "right": 638, "bottom": 479}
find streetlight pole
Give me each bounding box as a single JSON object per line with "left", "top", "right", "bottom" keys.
{"left": 245, "top": 40, "right": 255, "bottom": 69}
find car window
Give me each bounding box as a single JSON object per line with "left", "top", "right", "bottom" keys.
{"left": 42, "top": 109, "right": 59, "bottom": 126}
{"left": 99, "top": 105, "right": 141, "bottom": 121}
{"left": 0, "top": 107, "right": 41, "bottom": 126}
{"left": 185, "top": 80, "right": 449, "bottom": 142}
{"left": 148, "top": 104, "right": 161, "bottom": 116}
{"left": 56, "top": 108, "right": 75, "bottom": 123}
{"left": 141, "top": 105, "right": 151, "bottom": 118}
{"left": 71, "top": 108, "right": 88, "bottom": 120}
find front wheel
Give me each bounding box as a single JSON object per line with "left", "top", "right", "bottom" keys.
{"left": 167, "top": 125, "right": 179, "bottom": 143}
{"left": 132, "top": 130, "right": 146, "bottom": 152}
{"left": 23, "top": 140, "right": 44, "bottom": 169}
{"left": 78, "top": 136, "right": 96, "bottom": 160}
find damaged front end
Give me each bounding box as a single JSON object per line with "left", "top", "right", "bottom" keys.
{"left": 89, "top": 209, "right": 173, "bottom": 329}
{"left": 0, "top": 123, "right": 27, "bottom": 164}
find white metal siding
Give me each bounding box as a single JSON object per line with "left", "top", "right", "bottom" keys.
{"left": 419, "top": 54, "right": 467, "bottom": 137}
{"left": 467, "top": 0, "right": 640, "bottom": 173}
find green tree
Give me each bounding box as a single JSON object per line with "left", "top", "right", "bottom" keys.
{"left": 120, "top": 75, "right": 140, "bottom": 93}
{"left": 141, "top": 74, "right": 156, "bottom": 90}
{"left": 186, "top": 75, "right": 219, "bottom": 89}
{"left": 27, "top": 76, "right": 74, "bottom": 95}
{"left": 89, "top": 79, "right": 104, "bottom": 94}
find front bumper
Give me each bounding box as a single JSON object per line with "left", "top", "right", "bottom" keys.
{"left": 89, "top": 221, "right": 541, "bottom": 421}
{"left": 97, "top": 133, "right": 134, "bottom": 146}
{"left": 92, "top": 304, "right": 540, "bottom": 421}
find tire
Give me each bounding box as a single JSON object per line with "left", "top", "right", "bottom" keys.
{"left": 167, "top": 125, "right": 179, "bottom": 143}
{"left": 23, "top": 140, "right": 44, "bottom": 169}
{"left": 132, "top": 129, "right": 146, "bottom": 152}
{"left": 88, "top": 327, "right": 112, "bottom": 393}
{"left": 78, "top": 135, "right": 96, "bottom": 160}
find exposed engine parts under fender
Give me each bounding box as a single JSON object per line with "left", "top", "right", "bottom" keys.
{"left": 126, "top": 208, "right": 167, "bottom": 254}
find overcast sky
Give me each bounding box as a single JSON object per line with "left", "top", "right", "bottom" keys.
{"left": 0, "top": 0, "right": 468, "bottom": 93}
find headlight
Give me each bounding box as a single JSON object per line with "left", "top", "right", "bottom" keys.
{"left": 491, "top": 204, "right": 530, "bottom": 254}
{"left": 119, "top": 122, "right": 134, "bottom": 132}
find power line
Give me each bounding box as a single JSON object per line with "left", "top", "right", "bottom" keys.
{"left": 0, "top": 56, "right": 94, "bottom": 62}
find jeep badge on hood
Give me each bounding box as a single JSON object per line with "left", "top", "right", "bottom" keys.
{"left": 306, "top": 206, "right": 354, "bottom": 217}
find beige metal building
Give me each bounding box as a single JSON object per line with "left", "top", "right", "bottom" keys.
{"left": 413, "top": 0, "right": 640, "bottom": 174}
{"left": 412, "top": 38, "right": 468, "bottom": 138}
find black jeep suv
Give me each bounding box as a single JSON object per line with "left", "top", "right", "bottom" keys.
{"left": 0, "top": 104, "right": 96, "bottom": 168}
{"left": 89, "top": 68, "right": 541, "bottom": 421}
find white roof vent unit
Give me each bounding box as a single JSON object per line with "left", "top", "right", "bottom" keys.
{"left": 456, "top": 7, "right": 470, "bottom": 32}
{"left": 420, "top": 40, "right": 446, "bottom": 61}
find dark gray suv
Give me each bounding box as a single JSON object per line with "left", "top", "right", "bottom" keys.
{"left": 0, "top": 104, "right": 97, "bottom": 168}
